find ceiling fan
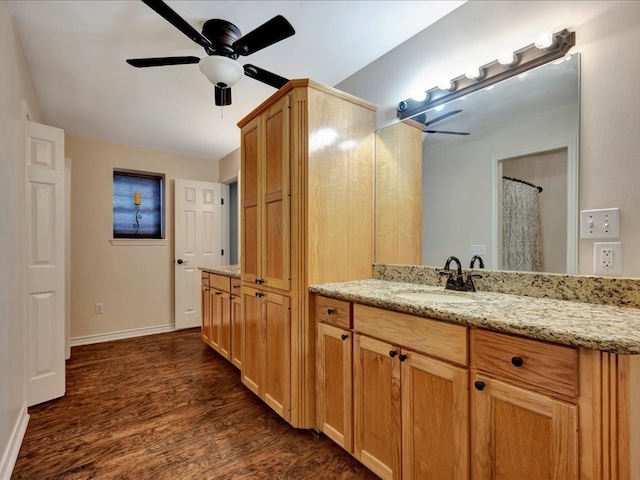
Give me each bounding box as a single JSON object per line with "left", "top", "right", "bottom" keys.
{"left": 127, "top": 0, "right": 295, "bottom": 106}
{"left": 414, "top": 110, "right": 470, "bottom": 136}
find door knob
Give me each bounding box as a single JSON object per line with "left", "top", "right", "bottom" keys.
{"left": 177, "top": 259, "right": 188, "bottom": 264}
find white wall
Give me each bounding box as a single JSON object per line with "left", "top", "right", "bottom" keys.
{"left": 0, "top": 1, "right": 44, "bottom": 476}
{"left": 337, "top": 1, "right": 640, "bottom": 277}
{"left": 218, "top": 148, "right": 240, "bottom": 184}
{"left": 65, "top": 135, "right": 218, "bottom": 339}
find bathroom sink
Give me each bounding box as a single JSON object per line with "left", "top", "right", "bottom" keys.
{"left": 395, "top": 291, "right": 477, "bottom": 304}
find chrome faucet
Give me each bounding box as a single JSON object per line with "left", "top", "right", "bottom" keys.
{"left": 439, "top": 255, "right": 483, "bottom": 292}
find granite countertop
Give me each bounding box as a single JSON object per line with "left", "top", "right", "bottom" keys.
{"left": 199, "top": 265, "right": 241, "bottom": 279}
{"left": 309, "top": 279, "right": 640, "bottom": 355}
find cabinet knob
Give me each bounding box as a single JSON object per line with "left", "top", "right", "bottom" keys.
{"left": 255, "top": 279, "right": 264, "bottom": 285}
{"left": 474, "top": 381, "right": 485, "bottom": 391}
{"left": 327, "top": 308, "right": 335, "bottom": 315}
{"left": 399, "top": 354, "right": 408, "bottom": 362}
{"left": 255, "top": 292, "right": 264, "bottom": 298}
{"left": 389, "top": 350, "right": 398, "bottom": 358}
{"left": 214, "top": 291, "right": 222, "bottom": 296}
{"left": 341, "top": 334, "right": 348, "bottom": 341}
{"left": 233, "top": 285, "right": 240, "bottom": 289}
{"left": 511, "top": 356, "right": 524, "bottom": 367}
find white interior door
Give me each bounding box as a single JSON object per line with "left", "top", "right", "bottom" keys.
{"left": 26, "top": 121, "right": 66, "bottom": 407}
{"left": 174, "top": 179, "right": 227, "bottom": 329}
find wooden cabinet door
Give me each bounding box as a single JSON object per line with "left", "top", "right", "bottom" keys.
{"left": 241, "top": 286, "right": 263, "bottom": 396}
{"left": 354, "top": 334, "right": 401, "bottom": 480}
{"left": 230, "top": 292, "right": 242, "bottom": 369}
{"left": 201, "top": 284, "right": 211, "bottom": 345}
{"left": 209, "top": 289, "right": 223, "bottom": 352}
{"left": 473, "top": 374, "right": 578, "bottom": 480}
{"left": 262, "top": 290, "right": 291, "bottom": 420}
{"left": 401, "top": 350, "right": 469, "bottom": 480}
{"left": 219, "top": 291, "right": 231, "bottom": 360}
{"left": 317, "top": 323, "right": 353, "bottom": 452}
{"left": 241, "top": 116, "right": 261, "bottom": 285}
{"left": 261, "top": 95, "right": 291, "bottom": 291}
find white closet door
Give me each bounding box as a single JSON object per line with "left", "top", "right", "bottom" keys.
{"left": 26, "top": 121, "right": 66, "bottom": 406}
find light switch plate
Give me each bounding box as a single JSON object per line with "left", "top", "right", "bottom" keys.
{"left": 580, "top": 208, "right": 619, "bottom": 239}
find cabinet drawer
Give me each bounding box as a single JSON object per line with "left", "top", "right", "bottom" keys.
{"left": 201, "top": 272, "right": 210, "bottom": 286}
{"left": 353, "top": 304, "right": 468, "bottom": 365}
{"left": 475, "top": 329, "right": 577, "bottom": 398}
{"left": 316, "top": 296, "right": 352, "bottom": 329}
{"left": 210, "top": 273, "right": 231, "bottom": 292}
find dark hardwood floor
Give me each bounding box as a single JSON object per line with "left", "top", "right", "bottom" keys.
{"left": 13, "top": 328, "right": 377, "bottom": 480}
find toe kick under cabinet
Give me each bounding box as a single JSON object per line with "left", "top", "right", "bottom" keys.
{"left": 314, "top": 294, "right": 640, "bottom": 480}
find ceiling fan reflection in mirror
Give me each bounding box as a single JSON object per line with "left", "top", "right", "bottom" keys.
{"left": 414, "top": 110, "right": 470, "bottom": 136}
{"left": 126, "top": 0, "right": 295, "bottom": 106}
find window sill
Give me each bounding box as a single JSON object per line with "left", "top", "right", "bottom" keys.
{"left": 110, "top": 239, "right": 167, "bottom": 247}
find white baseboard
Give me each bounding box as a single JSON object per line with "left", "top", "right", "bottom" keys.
{"left": 70, "top": 324, "right": 176, "bottom": 347}
{"left": 0, "top": 406, "right": 29, "bottom": 480}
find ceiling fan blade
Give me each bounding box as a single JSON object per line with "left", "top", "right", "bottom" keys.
{"left": 243, "top": 64, "right": 289, "bottom": 89}
{"left": 214, "top": 85, "right": 232, "bottom": 106}
{"left": 423, "top": 109, "right": 463, "bottom": 127}
{"left": 141, "top": 0, "right": 212, "bottom": 49}
{"left": 233, "top": 15, "right": 295, "bottom": 56}
{"left": 424, "top": 130, "right": 470, "bottom": 136}
{"left": 126, "top": 56, "right": 200, "bottom": 68}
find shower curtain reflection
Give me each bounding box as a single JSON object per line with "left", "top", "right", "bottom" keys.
{"left": 502, "top": 178, "right": 543, "bottom": 271}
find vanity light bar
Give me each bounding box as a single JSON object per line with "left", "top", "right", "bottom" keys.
{"left": 397, "top": 29, "right": 575, "bottom": 120}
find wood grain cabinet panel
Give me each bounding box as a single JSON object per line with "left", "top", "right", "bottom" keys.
{"left": 354, "top": 334, "right": 401, "bottom": 480}
{"left": 239, "top": 80, "right": 376, "bottom": 429}
{"left": 241, "top": 285, "right": 291, "bottom": 422}
{"left": 475, "top": 329, "right": 577, "bottom": 398}
{"left": 472, "top": 374, "right": 578, "bottom": 480}
{"left": 201, "top": 283, "right": 211, "bottom": 345}
{"left": 401, "top": 351, "right": 469, "bottom": 480}
{"left": 231, "top": 284, "right": 242, "bottom": 369}
{"left": 316, "top": 322, "right": 353, "bottom": 452}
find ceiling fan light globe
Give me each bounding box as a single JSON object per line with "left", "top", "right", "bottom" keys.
{"left": 199, "top": 55, "right": 244, "bottom": 87}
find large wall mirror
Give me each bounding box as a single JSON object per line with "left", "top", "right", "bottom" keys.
{"left": 375, "top": 53, "right": 580, "bottom": 274}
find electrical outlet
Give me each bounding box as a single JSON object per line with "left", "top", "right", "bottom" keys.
{"left": 470, "top": 244, "right": 486, "bottom": 256}
{"left": 594, "top": 242, "right": 622, "bottom": 275}
{"left": 95, "top": 303, "right": 104, "bottom": 314}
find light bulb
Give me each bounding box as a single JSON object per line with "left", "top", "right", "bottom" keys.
{"left": 498, "top": 50, "right": 517, "bottom": 67}
{"left": 465, "top": 66, "right": 484, "bottom": 81}
{"left": 438, "top": 79, "right": 454, "bottom": 92}
{"left": 410, "top": 90, "right": 428, "bottom": 102}
{"left": 535, "top": 31, "right": 554, "bottom": 49}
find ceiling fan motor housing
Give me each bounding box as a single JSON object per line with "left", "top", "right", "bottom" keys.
{"left": 202, "top": 19, "right": 242, "bottom": 57}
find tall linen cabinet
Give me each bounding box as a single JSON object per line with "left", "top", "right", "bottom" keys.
{"left": 239, "top": 80, "right": 376, "bottom": 429}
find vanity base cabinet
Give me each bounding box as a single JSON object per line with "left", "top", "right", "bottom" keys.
{"left": 352, "top": 332, "right": 470, "bottom": 480}
{"left": 230, "top": 280, "right": 242, "bottom": 369}
{"left": 316, "top": 322, "right": 353, "bottom": 452}
{"left": 472, "top": 374, "right": 578, "bottom": 480}
{"left": 201, "top": 281, "right": 211, "bottom": 345}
